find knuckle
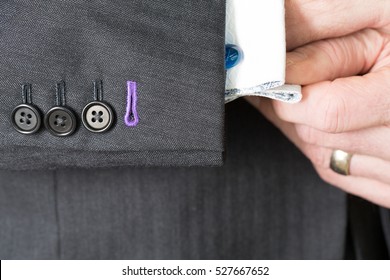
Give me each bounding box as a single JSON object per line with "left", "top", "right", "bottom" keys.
{"left": 382, "top": 100, "right": 390, "bottom": 127}
{"left": 272, "top": 101, "right": 292, "bottom": 122}
{"left": 295, "top": 125, "right": 321, "bottom": 145}
{"left": 314, "top": 166, "right": 334, "bottom": 185}
{"left": 316, "top": 93, "right": 348, "bottom": 133}
{"left": 373, "top": 73, "right": 390, "bottom": 127}
{"left": 318, "top": 41, "right": 345, "bottom": 79}
{"left": 314, "top": 166, "right": 327, "bottom": 180}
{"left": 305, "top": 145, "right": 330, "bottom": 169}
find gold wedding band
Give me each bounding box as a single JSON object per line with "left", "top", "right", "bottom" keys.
{"left": 330, "top": 150, "right": 353, "bottom": 176}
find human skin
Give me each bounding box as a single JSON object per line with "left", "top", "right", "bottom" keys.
{"left": 247, "top": 0, "right": 390, "bottom": 208}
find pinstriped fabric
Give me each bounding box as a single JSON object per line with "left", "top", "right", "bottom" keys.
{"left": 51, "top": 101, "right": 347, "bottom": 260}
{"left": 0, "top": 170, "right": 59, "bottom": 259}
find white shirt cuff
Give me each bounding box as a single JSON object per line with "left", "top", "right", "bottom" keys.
{"left": 225, "top": 0, "right": 302, "bottom": 103}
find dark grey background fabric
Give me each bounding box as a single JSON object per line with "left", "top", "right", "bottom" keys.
{"left": 0, "top": 170, "right": 58, "bottom": 259}
{"left": 0, "top": 0, "right": 225, "bottom": 168}
{"left": 380, "top": 208, "right": 390, "bottom": 252}
{"left": 0, "top": 101, "right": 349, "bottom": 259}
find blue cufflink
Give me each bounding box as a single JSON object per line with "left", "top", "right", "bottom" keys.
{"left": 225, "top": 44, "right": 243, "bottom": 70}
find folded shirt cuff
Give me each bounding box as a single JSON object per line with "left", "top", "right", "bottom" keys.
{"left": 225, "top": 0, "right": 302, "bottom": 103}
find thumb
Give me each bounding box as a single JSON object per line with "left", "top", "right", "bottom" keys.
{"left": 286, "top": 29, "right": 384, "bottom": 85}
{"left": 285, "top": 0, "right": 389, "bottom": 50}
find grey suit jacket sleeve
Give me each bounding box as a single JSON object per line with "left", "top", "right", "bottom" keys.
{"left": 0, "top": 0, "right": 226, "bottom": 169}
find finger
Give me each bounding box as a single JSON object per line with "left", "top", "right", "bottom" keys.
{"left": 287, "top": 134, "right": 390, "bottom": 186}
{"left": 285, "top": 0, "right": 390, "bottom": 50}
{"left": 246, "top": 97, "right": 390, "bottom": 207}
{"left": 289, "top": 137, "right": 390, "bottom": 208}
{"left": 246, "top": 97, "right": 338, "bottom": 171}
{"left": 247, "top": 98, "right": 390, "bottom": 182}
{"left": 305, "top": 146, "right": 390, "bottom": 187}
{"left": 350, "top": 154, "right": 390, "bottom": 186}
{"left": 296, "top": 123, "right": 390, "bottom": 184}
{"left": 316, "top": 167, "right": 390, "bottom": 209}
{"left": 294, "top": 124, "right": 390, "bottom": 160}
{"left": 299, "top": 142, "right": 390, "bottom": 208}
{"left": 286, "top": 29, "right": 385, "bottom": 85}
{"left": 273, "top": 70, "right": 390, "bottom": 133}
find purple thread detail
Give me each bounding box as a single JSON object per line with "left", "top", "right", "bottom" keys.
{"left": 124, "top": 81, "right": 139, "bottom": 127}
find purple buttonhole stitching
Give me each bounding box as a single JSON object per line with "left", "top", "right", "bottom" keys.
{"left": 124, "top": 81, "right": 139, "bottom": 127}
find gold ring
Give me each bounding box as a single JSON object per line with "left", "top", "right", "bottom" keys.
{"left": 330, "top": 150, "right": 353, "bottom": 176}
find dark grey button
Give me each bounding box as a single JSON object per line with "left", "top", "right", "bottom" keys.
{"left": 45, "top": 107, "right": 77, "bottom": 137}
{"left": 82, "top": 101, "right": 114, "bottom": 133}
{"left": 11, "top": 104, "right": 42, "bottom": 134}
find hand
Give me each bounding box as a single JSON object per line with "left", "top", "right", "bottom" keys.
{"left": 248, "top": 0, "right": 390, "bottom": 208}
